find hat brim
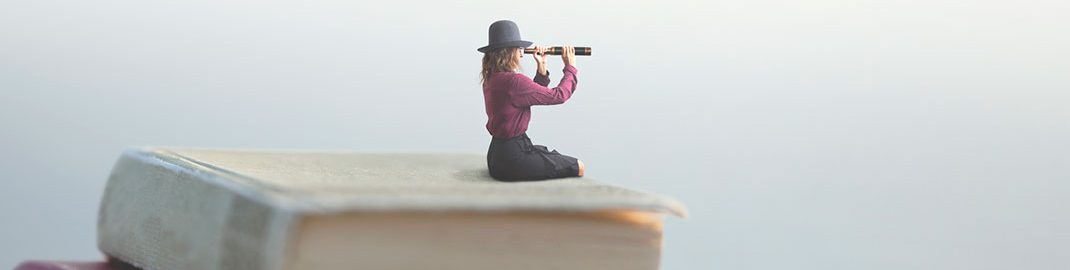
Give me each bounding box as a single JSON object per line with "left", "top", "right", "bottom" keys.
{"left": 477, "top": 40, "right": 533, "bottom": 53}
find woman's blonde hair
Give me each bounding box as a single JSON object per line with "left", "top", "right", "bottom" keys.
{"left": 480, "top": 47, "right": 522, "bottom": 85}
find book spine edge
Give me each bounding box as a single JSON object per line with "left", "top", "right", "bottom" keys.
{"left": 97, "top": 148, "right": 297, "bottom": 270}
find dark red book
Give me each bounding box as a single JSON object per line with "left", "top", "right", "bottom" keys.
{"left": 13, "top": 259, "right": 139, "bottom": 270}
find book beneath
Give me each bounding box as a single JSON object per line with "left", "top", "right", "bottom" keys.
{"left": 97, "top": 148, "right": 687, "bottom": 270}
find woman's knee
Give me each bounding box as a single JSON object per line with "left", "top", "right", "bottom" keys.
{"left": 577, "top": 160, "right": 585, "bottom": 177}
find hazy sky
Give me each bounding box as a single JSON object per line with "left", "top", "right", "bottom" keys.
{"left": 2, "top": 0, "right": 1068, "bottom": 269}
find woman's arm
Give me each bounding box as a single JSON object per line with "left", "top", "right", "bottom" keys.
{"left": 511, "top": 47, "right": 579, "bottom": 106}
{"left": 510, "top": 65, "right": 578, "bottom": 106}
{"left": 532, "top": 45, "right": 550, "bottom": 87}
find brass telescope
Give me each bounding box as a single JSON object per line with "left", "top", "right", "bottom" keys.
{"left": 523, "top": 47, "right": 592, "bottom": 56}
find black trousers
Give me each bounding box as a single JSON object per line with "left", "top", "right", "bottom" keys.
{"left": 487, "top": 133, "right": 580, "bottom": 182}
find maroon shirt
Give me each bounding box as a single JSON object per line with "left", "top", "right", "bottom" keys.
{"left": 483, "top": 65, "right": 578, "bottom": 138}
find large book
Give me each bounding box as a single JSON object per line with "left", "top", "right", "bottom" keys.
{"left": 98, "top": 148, "right": 687, "bottom": 270}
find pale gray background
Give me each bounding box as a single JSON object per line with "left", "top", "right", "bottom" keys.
{"left": 2, "top": 0, "right": 1068, "bottom": 269}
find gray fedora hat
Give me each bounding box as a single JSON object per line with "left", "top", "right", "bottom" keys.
{"left": 477, "top": 20, "right": 533, "bottom": 53}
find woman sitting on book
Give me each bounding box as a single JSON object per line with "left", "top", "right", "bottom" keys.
{"left": 479, "top": 20, "right": 584, "bottom": 181}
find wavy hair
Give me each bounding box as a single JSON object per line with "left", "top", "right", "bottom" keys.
{"left": 480, "top": 47, "right": 522, "bottom": 85}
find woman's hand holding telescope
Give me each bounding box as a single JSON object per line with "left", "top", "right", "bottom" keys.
{"left": 530, "top": 45, "right": 578, "bottom": 76}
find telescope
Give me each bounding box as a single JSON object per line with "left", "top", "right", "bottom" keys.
{"left": 523, "top": 47, "right": 592, "bottom": 56}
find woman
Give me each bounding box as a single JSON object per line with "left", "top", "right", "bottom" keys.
{"left": 478, "top": 20, "right": 584, "bottom": 182}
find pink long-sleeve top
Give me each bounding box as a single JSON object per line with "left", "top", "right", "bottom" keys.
{"left": 483, "top": 65, "right": 578, "bottom": 139}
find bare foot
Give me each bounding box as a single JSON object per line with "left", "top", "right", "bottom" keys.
{"left": 577, "top": 160, "right": 585, "bottom": 177}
